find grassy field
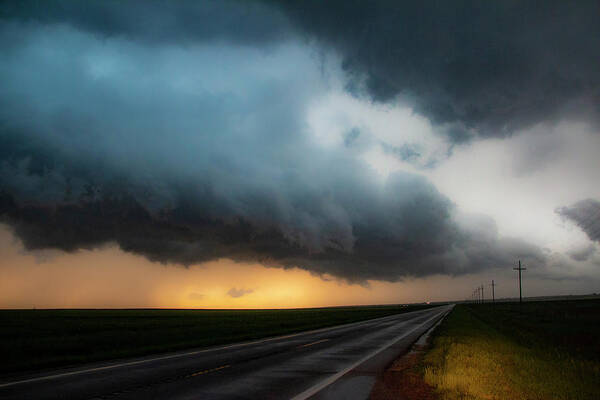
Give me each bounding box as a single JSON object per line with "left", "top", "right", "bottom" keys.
{"left": 422, "top": 300, "right": 600, "bottom": 400}
{"left": 0, "top": 304, "right": 434, "bottom": 374}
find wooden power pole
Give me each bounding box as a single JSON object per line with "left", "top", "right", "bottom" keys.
{"left": 490, "top": 280, "right": 497, "bottom": 303}
{"left": 481, "top": 284, "right": 484, "bottom": 303}
{"left": 513, "top": 260, "right": 526, "bottom": 304}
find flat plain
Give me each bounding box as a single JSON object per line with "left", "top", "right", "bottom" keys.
{"left": 422, "top": 299, "right": 600, "bottom": 400}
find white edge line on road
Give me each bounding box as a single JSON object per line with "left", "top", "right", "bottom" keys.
{"left": 0, "top": 306, "right": 445, "bottom": 389}
{"left": 290, "top": 306, "right": 451, "bottom": 400}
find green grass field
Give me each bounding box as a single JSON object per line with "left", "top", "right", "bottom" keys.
{"left": 0, "top": 304, "right": 434, "bottom": 374}
{"left": 422, "top": 300, "right": 600, "bottom": 400}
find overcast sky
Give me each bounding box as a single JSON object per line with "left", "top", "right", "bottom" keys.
{"left": 1, "top": 1, "right": 599, "bottom": 308}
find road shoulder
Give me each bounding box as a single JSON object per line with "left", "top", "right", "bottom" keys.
{"left": 302, "top": 306, "right": 451, "bottom": 400}
{"left": 369, "top": 312, "right": 444, "bottom": 400}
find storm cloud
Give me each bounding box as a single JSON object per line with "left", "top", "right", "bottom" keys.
{"left": 4, "top": 0, "right": 600, "bottom": 141}
{"left": 1, "top": 0, "right": 292, "bottom": 46}
{"left": 0, "top": 1, "right": 579, "bottom": 282}
{"left": 557, "top": 199, "right": 600, "bottom": 243}
{"left": 275, "top": 0, "right": 600, "bottom": 140}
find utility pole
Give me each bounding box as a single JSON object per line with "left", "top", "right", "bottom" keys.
{"left": 490, "top": 280, "right": 497, "bottom": 303}
{"left": 513, "top": 260, "right": 526, "bottom": 304}
{"left": 481, "top": 284, "right": 484, "bottom": 303}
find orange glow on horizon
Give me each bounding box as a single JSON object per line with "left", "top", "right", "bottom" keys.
{"left": 0, "top": 224, "right": 446, "bottom": 309}
{"left": 2, "top": 224, "right": 577, "bottom": 309}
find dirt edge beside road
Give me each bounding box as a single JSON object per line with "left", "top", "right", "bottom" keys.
{"left": 369, "top": 311, "right": 447, "bottom": 400}
{"left": 369, "top": 343, "right": 437, "bottom": 400}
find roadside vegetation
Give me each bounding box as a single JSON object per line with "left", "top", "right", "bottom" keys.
{"left": 0, "top": 304, "right": 435, "bottom": 374}
{"left": 422, "top": 300, "right": 600, "bottom": 400}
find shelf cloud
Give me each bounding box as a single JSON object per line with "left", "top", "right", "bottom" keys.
{"left": 1, "top": 0, "right": 597, "bottom": 284}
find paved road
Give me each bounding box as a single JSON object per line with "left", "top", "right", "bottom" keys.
{"left": 0, "top": 305, "right": 452, "bottom": 400}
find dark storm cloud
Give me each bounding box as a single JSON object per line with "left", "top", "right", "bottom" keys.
{"left": 0, "top": 2, "right": 550, "bottom": 282}
{"left": 0, "top": 0, "right": 600, "bottom": 142}
{"left": 557, "top": 199, "right": 600, "bottom": 243}
{"left": 273, "top": 0, "right": 600, "bottom": 139}
{"left": 1, "top": 0, "right": 292, "bottom": 46}
{"left": 0, "top": 173, "right": 545, "bottom": 282}
{"left": 4, "top": 0, "right": 600, "bottom": 141}
{"left": 567, "top": 245, "right": 596, "bottom": 262}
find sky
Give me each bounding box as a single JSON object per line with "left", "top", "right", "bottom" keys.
{"left": 1, "top": 0, "right": 599, "bottom": 308}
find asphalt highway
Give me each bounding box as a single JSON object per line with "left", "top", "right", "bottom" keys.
{"left": 0, "top": 305, "right": 452, "bottom": 400}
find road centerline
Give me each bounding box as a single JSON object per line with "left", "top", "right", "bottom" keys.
{"left": 298, "top": 339, "right": 331, "bottom": 349}
{"left": 185, "top": 365, "right": 230, "bottom": 378}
